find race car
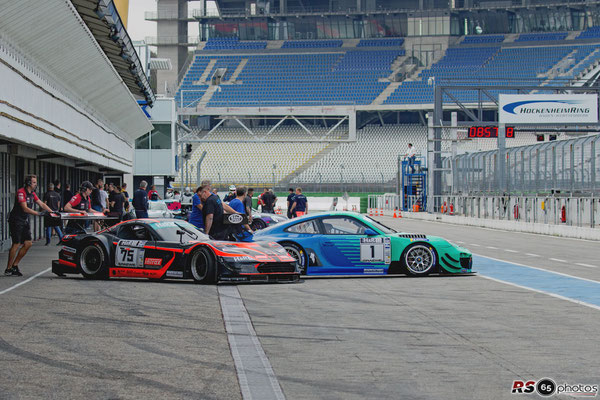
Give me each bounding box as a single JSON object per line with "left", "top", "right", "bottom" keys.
{"left": 250, "top": 208, "right": 288, "bottom": 231}
{"left": 252, "top": 211, "right": 472, "bottom": 276}
{"left": 52, "top": 218, "right": 299, "bottom": 283}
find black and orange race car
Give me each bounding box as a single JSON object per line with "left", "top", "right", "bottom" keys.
{"left": 52, "top": 218, "right": 299, "bottom": 283}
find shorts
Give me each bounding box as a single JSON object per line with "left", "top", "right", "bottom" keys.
{"left": 92, "top": 205, "right": 103, "bottom": 212}
{"left": 9, "top": 221, "right": 32, "bottom": 244}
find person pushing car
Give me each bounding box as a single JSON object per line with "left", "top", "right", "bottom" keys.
{"left": 5, "top": 175, "right": 54, "bottom": 277}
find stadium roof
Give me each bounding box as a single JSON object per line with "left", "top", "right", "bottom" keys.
{"left": 0, "top": 0, "right": 153, "bottom": 140}
{"left": 71, "top": 0, "right": 155, "bottom": 106}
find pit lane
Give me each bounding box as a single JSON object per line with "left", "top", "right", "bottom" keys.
{"left": 1, "top": 218, "right": 599, "bottom": 399}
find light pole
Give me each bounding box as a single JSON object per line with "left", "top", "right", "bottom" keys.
{"left": 272, "top": 164, "right": 277, "bottom": 190}
{"left": 340, "top": 164, "right": 345, "bottom": 191}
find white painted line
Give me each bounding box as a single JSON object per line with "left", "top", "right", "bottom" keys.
{"left": 549, "top": 258, "right": 567, "bottom": 263}
{"left": 485, "top": 246, "right": 498, "bottom": 250}
{"left": 473, "top": 253, "right": 600, "bottom": 285}
{"left": 456, "top": 241, "right": 464, "bottom": 244}
{"left": 576, "top": 263, "right": 598, "bottom": 269}
{"left": 218, "top": 285, "right": 286, "bottom": 400}
{"left": 469, "top": 243, "right": 481, "bottom": 247}
{"left": 478, "top": 275, "right": 600, "bottom": 312}
{"left": 0, "top": 268, "right": 50, "bottom": 296}
{"left": 505, "top": 249, "right": 519, "bottom": 253}
{"left": 525, "top": 253, "right": 540, "bottom": 257}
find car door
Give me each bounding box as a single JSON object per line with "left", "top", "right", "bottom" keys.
{"left": 113, "top": 223, "right": 156, "bottom": 273}
{"left": 317, "top": 216, "right": 389, "bottom": 275}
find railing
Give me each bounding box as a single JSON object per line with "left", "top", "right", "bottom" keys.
{"left": 145, "top": 9, "right": 201, "bottom": 20}
{"left": 368, "top": 194, "right": 599, "bottom": 228}
{"left": 145, "top": 36, "right": 199, "bottom": 46}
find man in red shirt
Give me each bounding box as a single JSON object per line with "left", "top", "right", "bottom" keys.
{"left": 5, "top": 175, "right": 54, "bottom": 276}
{"left": 64, "top": 181, "right": 94, "bottom": 234}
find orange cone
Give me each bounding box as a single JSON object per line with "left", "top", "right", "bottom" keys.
{"left": 369, "top": 208, "right": 373, "bottom": 216}
{"left": 393, "top": 208, "right": 397, "bottom": 218}
{"left": 380, "top": 208, "right": 384, "bottom": 217}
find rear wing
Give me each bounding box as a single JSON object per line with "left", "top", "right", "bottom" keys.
{"left": 49, "top": 211, "right": 119, "bottom": 220}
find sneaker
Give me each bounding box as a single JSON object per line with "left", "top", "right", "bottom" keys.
{"left": 10, "top": 267, "right": 23, "bottom": 277}
{"left": 4, "top": 269, "right": 11, "bottom": 276}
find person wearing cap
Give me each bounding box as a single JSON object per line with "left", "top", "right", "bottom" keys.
{"left": 223, "top": 185, "right": 236, "bottom": 203}
{"left": 64, "top": 181, "right": 94, "bottom": 234}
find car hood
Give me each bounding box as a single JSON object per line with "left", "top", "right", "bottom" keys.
{"left": 203, "top": 240, "right": 295, "bottom": 261}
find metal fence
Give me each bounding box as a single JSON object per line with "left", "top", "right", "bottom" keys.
{"left": 443, "top": 133, "right": 600, "bottom": 195}
{"left": 368, "top": 194, "right": 599, "bottom": 228}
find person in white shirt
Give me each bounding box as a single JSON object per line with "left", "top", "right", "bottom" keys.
{"left": 404, "top": 143, "right": 417, "bottom": 173}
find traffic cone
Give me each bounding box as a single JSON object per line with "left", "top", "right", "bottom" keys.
{"left": 393, "top": 208, "right": 397, "bottom": 218}
{"left": 374, "top": 208, "right": 379, "bottom": 216}
{"left": 380, "top": 208, "right": 384, "bottom": 217}
{"left": 369, "top": 208, "right": 373, "bottom": 216}
{"left": 398, "top": 209, "right": 403, "bottom": 218}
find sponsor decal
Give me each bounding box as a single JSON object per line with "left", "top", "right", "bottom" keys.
{"left": 228, "top": 214, "right": 243, "bottom": 224}
{"left": 144, "top": 258, "right": 162, "bottom": 266}
{"left": 166, "top": 270, "right": 183, "bottom": 277}
{"left": 62, "top": 246, "right": 77, "bottom": 254}
{"left": 511, "top": 378, "right": 598, "bottom": 397}
{"left": 499, "top": 94, "right": 598, "bottom": 124}
{"left": 363, "top": 268, "right": 384, "bottom": 274}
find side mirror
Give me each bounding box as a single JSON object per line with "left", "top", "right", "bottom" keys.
{"left": 364, "top": 228, "right": 378, "bottom": 236}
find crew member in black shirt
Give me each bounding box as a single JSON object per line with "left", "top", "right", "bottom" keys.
{"left": 286, "top": 187, "right": 296, "bottom": 218}
{"left": 108, "top": 183, "right": 125, "bottom": 222}
{"left": 5, "top": 175, "right": 53, "bottom": 276}
{"left": 261, "top": 187, "right": 275, "bottom": 213}
{"left": 43, "top": 182, "right": 63, "bottom": 245}
{"left": 200, "top": 184, "right": 238, "bottom": 239}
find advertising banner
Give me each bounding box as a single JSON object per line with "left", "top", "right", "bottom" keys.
{"left": 499, "top": 94, "right": 598, "bottom": 124}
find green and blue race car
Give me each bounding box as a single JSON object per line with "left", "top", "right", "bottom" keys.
{"left": 252, "top": 211, "right": 473, "bottom": 276}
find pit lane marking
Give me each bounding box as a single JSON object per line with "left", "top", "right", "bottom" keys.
{"left": 549, "top": 258, "right": 567, "bottom": 263}
{"left": 525, "top": 253, "right": 540, "bottom": 257}
{"left": 0, "top": 268, "right": 50, "bottom": 296}
{"left": 504, "top": 249, "right": 519, "bottom": 253}
{"left": 576, "top": 263, "right": 598, "bottom": 269}
{"left": 218, "top": 285, "right": 286, "bottom": 400}
{"left": 485, "top": 246, "right": 498, "bottom": 250}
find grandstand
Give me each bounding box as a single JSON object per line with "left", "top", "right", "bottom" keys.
{"left": 163, "top": 1, "right": 600, "bottom": 194}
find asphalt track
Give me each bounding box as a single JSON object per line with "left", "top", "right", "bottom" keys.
{"left": 1, "top": 218, "right": 599, "bottom": 399}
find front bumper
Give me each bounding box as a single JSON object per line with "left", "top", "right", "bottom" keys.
{"left": 52, "top": 259, "right": 80, "bottom": 276}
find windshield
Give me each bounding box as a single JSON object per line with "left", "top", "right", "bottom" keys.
{"left": 149, "top": 221, "right": 209, "bottom": 242}
{"left": 362, "top": 216, "right": 397, "bottom": 234}
{"left": 149, "top": 202, "right": 167, "bottom": 211}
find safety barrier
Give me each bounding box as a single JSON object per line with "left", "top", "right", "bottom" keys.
{"left": 368, "top": 194, "right": 599, "bottom": 228}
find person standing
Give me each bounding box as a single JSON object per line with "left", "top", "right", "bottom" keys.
{"left": 99, "top": 183, "right": 109, "bottom": 211}
{"left": 223, "top": 185, "right": 236, "bottom": 202}
{"left": 64, "top": 181, "right": 94, "bottom": 234}
{"left": 133, "top": 181, "right": 149, "bottom": 219}
{"left": 63, "top": 183, "right": 74, "bottom": 206}
{"left": 188, "top": 186, "right": 204, "bottom": 231}
{"left": 200, "top": 184, "right": 238, "bottom": 240}
{"left": 290, "top": 187, "right": 308, "bottom": 217}
{"left": 43, "top": 182, "right": 63, "bottom": 245}
{"left": 5, "top": 175, "right": 54, "bottom": 276}
{"left": 121, "top": 183, "right": 130, "bottom": 212}
{"left": 228, "top": 186, "right": 253, "bottom": 239}
{"left": 91, "top": 179, "right": 104, "bottom": 212}
{"left": 286, "top": 187, "right": 296, "bottom": 218}
{"left": 148, "top": 185, "right": 161, "bottom": 201}
{"left": 108, "top": 183, "right": 125, "bottom": 222}
{"left": 53, "top": 180, "right": 62, "bottom": 210}
{"left": 404, "top": 143, "right": 417, "bottom": 174}
{"left": 261, "top": 187, "right": 275, "bottom": 213}
{"left": 244, "top": 187, "right": 254, "bottom": 224}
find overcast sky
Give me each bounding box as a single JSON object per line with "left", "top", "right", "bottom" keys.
{"left": 127, "top": 0, "right": 202, "bottom": 42}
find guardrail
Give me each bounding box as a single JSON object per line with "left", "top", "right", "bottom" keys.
{"left": 368, "top": 194, "right": 599, "bottom": 228}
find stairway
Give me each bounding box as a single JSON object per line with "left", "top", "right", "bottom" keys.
{"left": 371, "top": 82, "right": 402, "bottom": 105}
{"left": 281, "top": 141, "right": 341, "bottom": 185}
{"left": 228, "top": 58, "right": 248, "bottom": 82}
{"left": 195, "top": 59, "right": 218, "bottom": 84}
{"left": 197, "top": 85, "right": 220, "bottom": 107}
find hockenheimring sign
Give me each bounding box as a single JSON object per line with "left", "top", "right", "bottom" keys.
{"left": 499, "top": 94, "right": 599, "bottom": 124}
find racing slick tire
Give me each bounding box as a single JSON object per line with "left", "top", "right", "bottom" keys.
{"left": 251, "top": 218, "right": 267, "bottom": 231}
{"left": 78, "top": 241, "right": 108, "bottom": 280}
{"left": 401, "top": 243, "right": 437, "bottom": 277}
{"left": 281, "top": 242, "right": 307, "bottom": 275}
{"left": 189, "top": 246, "right": 217, "bottom": 284}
